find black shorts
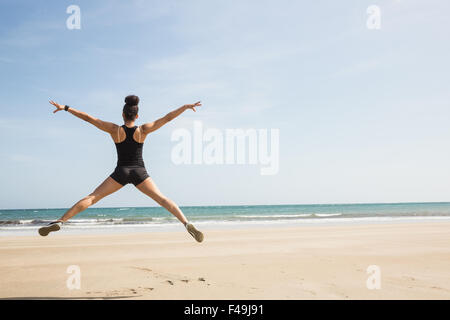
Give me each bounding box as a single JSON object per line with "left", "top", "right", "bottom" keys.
{"left": 109, "top": 166, "right": 150, "bottom": 186}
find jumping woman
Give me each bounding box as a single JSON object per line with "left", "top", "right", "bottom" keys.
{"left": 38, "top": 95, "right": 204, "bottom": 243}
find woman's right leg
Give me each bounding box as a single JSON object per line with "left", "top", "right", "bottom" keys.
{"left": 58, "top": 176, "right": 124, "bottom": 222}
{"left": 135, "top": 177, "right": 188, "bottom": 225}
{"left": 39, "top": 176, "right": 124, "bottom": 236}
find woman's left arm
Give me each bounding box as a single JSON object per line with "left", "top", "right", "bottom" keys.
{"left": 49, "top": 100, "right": 118, "bottom": 135}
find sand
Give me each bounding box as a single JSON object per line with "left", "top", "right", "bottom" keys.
{"left": 0, "top": 222, "right": 449, "bottom": 300}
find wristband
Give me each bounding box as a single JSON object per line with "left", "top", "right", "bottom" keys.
{"left": 64, "top": 105, "right": 70, "bottom": 111}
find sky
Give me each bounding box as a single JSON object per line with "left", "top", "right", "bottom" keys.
{"left": 0, "top": 0, "right": 449, "bottom": 209}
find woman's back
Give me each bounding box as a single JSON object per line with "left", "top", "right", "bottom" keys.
{"left": 115, "top": 125, "right": 145, "bottom": 167}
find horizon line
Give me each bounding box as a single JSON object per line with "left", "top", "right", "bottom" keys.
{"left": 2, "top": 200, "right": 450, "bottom": 211}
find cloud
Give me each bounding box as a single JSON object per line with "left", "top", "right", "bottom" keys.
{"left": 9, "top": 154, "right": 38, "bottom": 164}
{"left": 325, "top": 58, "right": 382, "bottom": 79}
{"left": 0, "top": 57, "right": 13, "bottom": 63}
{"left": 0, "top": 17, "right": 60, "bottom": 48}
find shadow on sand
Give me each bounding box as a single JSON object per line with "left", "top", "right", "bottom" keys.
{"left": 0, "top": 295, "right": 140, "bottom": 300}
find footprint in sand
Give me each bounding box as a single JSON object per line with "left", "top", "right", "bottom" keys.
{"left": 132, "top": 266, "right": 194, "bottom": 282}
{"left": 197, "top": 277, "right": 212, "bottom": 286}
{"left": 431, "top": 286, "right": 450, "bottom": 292}
{"left": 131, "top": 266, "right": 209, "bottom": 287}
{"left": 129, "top": 287, "right": 155, "bottom": 293}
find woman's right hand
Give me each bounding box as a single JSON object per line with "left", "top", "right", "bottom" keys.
{"left": 49, "top": 100, "right": 65, "bottom": 113}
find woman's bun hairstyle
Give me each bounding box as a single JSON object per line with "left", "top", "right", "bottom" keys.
{"left": 123, "top": 95, "right": 139, "bottom": 121}
{"left": 124, "top": 95, "right": 139, "bottom": 106}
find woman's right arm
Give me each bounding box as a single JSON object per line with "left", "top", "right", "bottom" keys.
{"left": 49, "top": 100, "right": 118, "bottom": 135}
{"left": 141, "top": 101, "right": 201, "bottom": 135}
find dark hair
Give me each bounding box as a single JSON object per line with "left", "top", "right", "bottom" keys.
{"left": 123, "top": 95, "right": 139, "bottom": 121}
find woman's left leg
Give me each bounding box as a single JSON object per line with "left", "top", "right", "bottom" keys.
{"left": 135, "top": 177, "right": 204, "bottom": 242}
{"left": 135, "top": 177, "right": 188, "bottom": 225}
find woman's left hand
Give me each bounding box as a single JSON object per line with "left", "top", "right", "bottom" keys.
{"left": 49, "top": 100, "right": 65, "bottom": 113}
{"left": 184, "top": 101, "right": 202, "bottom": 112}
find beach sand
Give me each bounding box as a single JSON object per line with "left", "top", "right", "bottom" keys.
{"left": 0, "top": 222, "right": 449, "bottom": 300}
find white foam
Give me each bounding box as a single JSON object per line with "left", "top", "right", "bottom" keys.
{"left": 235, "top": 214, "right": 312, "bottom": 218}
{"left": 315, "top": 213, "right": 342, "bottom": 217}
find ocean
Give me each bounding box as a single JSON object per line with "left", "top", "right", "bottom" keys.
{"left": 1, "top": 202, "right": 450, "bottom": 235}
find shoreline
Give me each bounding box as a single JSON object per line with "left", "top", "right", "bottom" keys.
{"left": 1, "top": 221, "right": 450, "bottom": 299}
{"left": 2, "top": 215, "right": 450, "bottom": 237}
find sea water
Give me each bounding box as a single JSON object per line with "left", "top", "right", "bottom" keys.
{"left": 1, "top": 202, "right": 450, "bottom": 236}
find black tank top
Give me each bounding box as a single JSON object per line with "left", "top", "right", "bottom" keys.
{"left": 115, "top": 125, "right": 145, "bottom": 167}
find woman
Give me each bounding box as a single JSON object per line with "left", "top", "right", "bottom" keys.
{"left": 38, "top": 95, "right": 204, "bottom": 243}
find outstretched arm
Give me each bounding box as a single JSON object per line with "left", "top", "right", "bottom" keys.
{"left": 49, "top": 100, "right": 118, "bottom": 135}
{"left": 141, "top": 101, "right": 202, "bottom": 135}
